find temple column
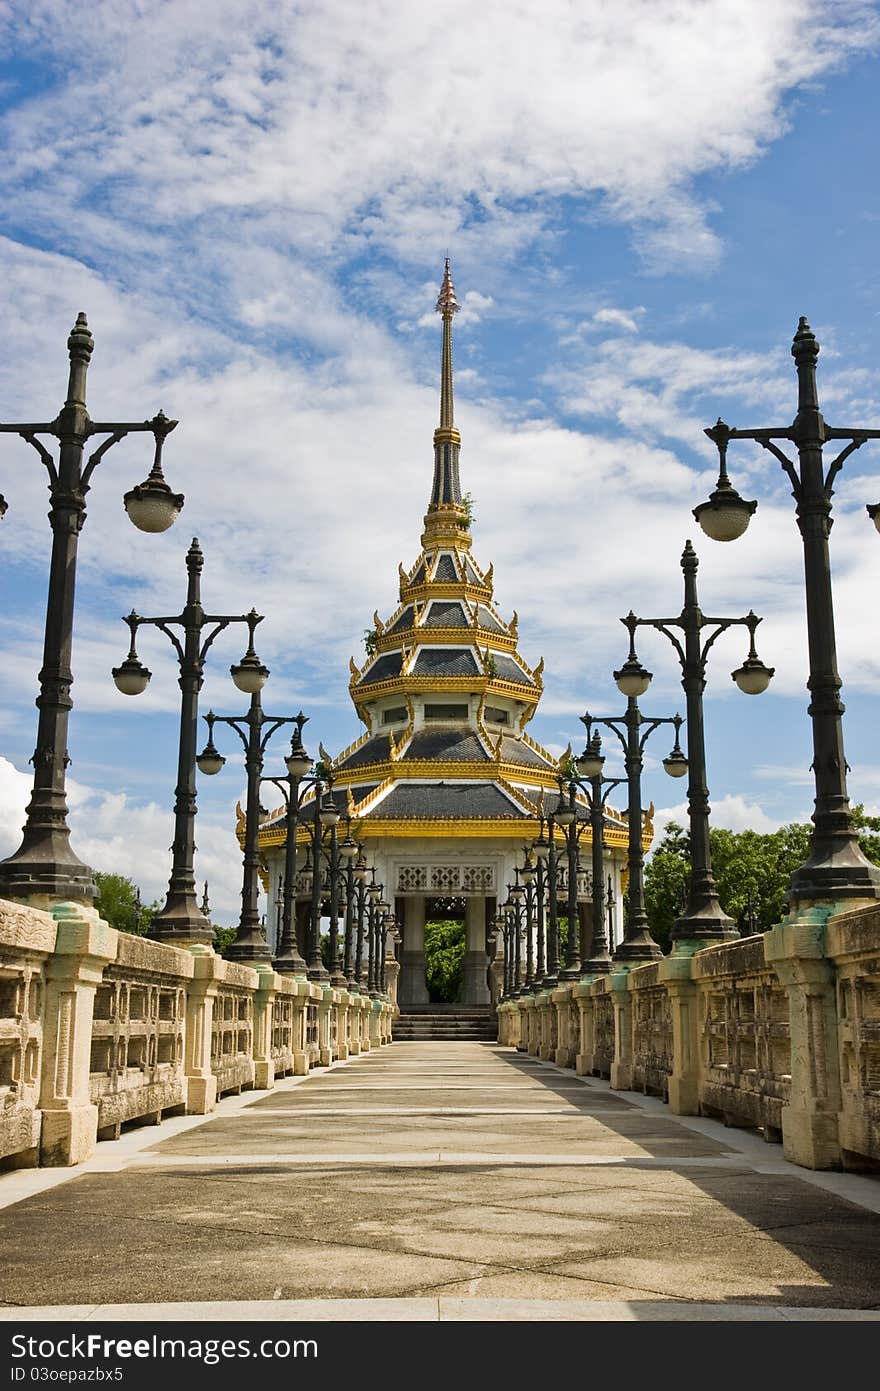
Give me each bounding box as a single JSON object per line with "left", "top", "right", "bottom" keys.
{"left": 462, "top": 897, "right": 490, "bottom": 1005}
{"left": 398, "top": 895, "right": 429, "bottom": 1006}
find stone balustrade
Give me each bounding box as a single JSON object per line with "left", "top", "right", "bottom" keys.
{"left": 0, "top": 898, "right": 393, "bottom": 1170}
{"left": 499, "top": 901, "right": 880, "bottom": 1173}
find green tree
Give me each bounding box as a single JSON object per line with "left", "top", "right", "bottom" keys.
{"left": 213, "top": 924, "right": 238, "bottom": 956}
{"left": 644, "top": 814, "right": 880, "bottom": 951}
{"left": 94, "top": 872, "right": 157, "bottom": 936}
{"left": 424, "top": 919, "right": 465, "bottom": 1002}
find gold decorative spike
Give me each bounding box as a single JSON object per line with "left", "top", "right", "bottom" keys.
{"left": 536, "top": 788, "right": 545, "bottom": 816}
{"left": 347, "top": 786, "right": 356, "bottom": 816}
{"left": 389, "top": 728, "right": 398, "bottom": 760}
{"left": 319, "top": 741, "right": 334, "bottom": 768}
{"left": 373, "top": 610, "right": 385, "bottom": 636}
{"left": 557, "top": 743, "right": 572, "bottom": 773}
{"left": 485, "top": 562, "right": 493, "bottom": 589}
{"left": 398, "top": 561, "right": 408, "bottom": 593}
{"left": 235, "top": 800, "right": 246, "bottom": 834}
{"left": 510, "top": 609, "right": 518, "bottom": 636}
{"left": 534, "top": 656, "right": 544, "bottom": 683}
{"left": 643, "top": 801, "right": 655, "bottom": 837}
{"left": 494, "top": 731, "right": 504, "bottom": 760}
{"left": 349, "top": 655, "right": 359, "bottom": 677}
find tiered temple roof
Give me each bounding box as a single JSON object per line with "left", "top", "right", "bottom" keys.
{"left": 257, "top": 261, "right": 632, "bottom": 852}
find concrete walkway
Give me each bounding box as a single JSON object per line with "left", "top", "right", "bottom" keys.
{"left": 1, "top": 1041, "right": 879, "bottom": 1320}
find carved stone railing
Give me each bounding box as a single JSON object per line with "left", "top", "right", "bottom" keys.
{"left": 827, "top": 906, "right": 880, "bottom": 1168}
{"left": 89, "top": 934, "right": 192, "bottom": 1138}
{"left": 499, "top": 900, "right": 880, "bottom": 1173}
{"left": 692, "top": 936, "right": 790, "bottom": 1138}
{"left": 592, "top": 986, "right": 615, "bottom": 1080}
{"left": 210, "top": 968, "right": 255, "bottom": 1098}
{"left": 0, "top": 901, "right": 56, "bottom": 1165}
{"left": 0, "top": 898, "right": 396, "bottom": 1170}
{"left": 630, "top": 963, "right": 673, "bottom": 1100}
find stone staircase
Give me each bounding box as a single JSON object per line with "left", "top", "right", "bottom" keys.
{"left": 393, "top": 1005, "right": 498, "bottom": 1042}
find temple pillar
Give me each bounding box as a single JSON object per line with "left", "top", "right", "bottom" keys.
{"left": 398, "top": 895, "right": 429, "bottom": 1006}
{"left": 462, "top": 897, "right": 490, "bottom": 1005}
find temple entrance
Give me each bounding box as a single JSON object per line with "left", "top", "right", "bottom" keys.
{"left": 398, "top": 892, "right": 494, "bottom": 1009}
{"left": 424, "top": 896, "right": 466, "bottom": 1004}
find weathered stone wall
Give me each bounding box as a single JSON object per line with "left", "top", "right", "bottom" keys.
{"left": 0, "top": 898, "right": 392, "bottom": 1170}
{"left": 502, "top": 902, "right": 880, "bottom": 1173}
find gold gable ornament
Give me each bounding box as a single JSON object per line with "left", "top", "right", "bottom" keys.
{"left": 373, "top": 610, "right": 385, "bottom": 636}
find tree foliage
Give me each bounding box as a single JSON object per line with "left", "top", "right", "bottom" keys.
{"left": 644, "top": 809, "right": 880, "bottom": 952}
{"left": 94, "top": 872, "right": 157, "bottom": 937}
{"left": 425, "top": 919, "right": 465, "bottom": 1002}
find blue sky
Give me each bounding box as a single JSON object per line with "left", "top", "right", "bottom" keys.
{"left": 1, "top": 1, "right": 880, "bottom": 925}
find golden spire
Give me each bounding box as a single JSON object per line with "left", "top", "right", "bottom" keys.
{"left": 436, "top": 256, "right": 460, "bottom": 431}
{"left": 424, "top": 258, "right": 469, "bottom": 548}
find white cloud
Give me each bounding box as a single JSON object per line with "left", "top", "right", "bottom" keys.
{"left": 653, "top": 792, "right": 784, "bottom": 838}
{"left": 592, "top": 308, "right": 641, "bottom": 334}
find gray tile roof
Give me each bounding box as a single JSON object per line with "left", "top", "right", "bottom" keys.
{"left": 401, "top": 729, "right": 490, "bottom": 762}
{"left": 433, "top": 553, "right": 458, "bottom": 582}
{"left": 336, "top": 734, "right": 391, "bottom": 768}
{"left": 385, "top": 606, "right": 414, "bottom": 634}
{"left": 500, "top": 737, "right": 554, "bottom": 768}
{"left": 424, "top": 600, "right": 468, "bottom": 628}
{"left": 491, "top": 653, "right": 536, "bottom": 687}
{"left": 358, "top": 651, "right": 403, "bottom": 686}
{"left": 412, "top": 648, "right": 479, "bottom": 677}
{"left": 410, "top": 561, "right": 427, "bottom": 585}
{"left": 463, "top": 558, "right": 482, "bottom": 586}
{"left": 477, "top": 606, "right": 505, "bottom": 634}
{"left": 362, "top": 782, "right": 525, "bottom": 819}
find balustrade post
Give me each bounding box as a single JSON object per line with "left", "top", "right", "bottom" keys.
{"left": 609, "top": 970, "right": 634, "bottom": 1091}
{"left": 39, "top": 902, "right": 116, "bottom": 1166}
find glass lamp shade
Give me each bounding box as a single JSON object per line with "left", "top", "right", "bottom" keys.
{"left": 354, "top": 860, "right": 369, "bottom": 883}
{"left": 285, "top": 748, "right": 312, "bottom": 780}
{"left": 509, "top": 883, "right": 524, "bottom": 900}
{"left": 196, "top": 745, "right": 226, "bottom": 775}
{"left": 318, "top": 799, "right": 340, "bottom": 827}
{"left": 613, "top": 657, "right": 652, "bottom": 697}
{"left": 339, "top": 838, "right": 359, "bottom": 862}
{"left": 732, "top": 657, "right": 774, "bottom": 695}
{"left": 231, "top": 654, "right": 269, "bottom": 693}
{"left": 693, "top": 493, "right": 756, "bottom": 543}
{"left": 368, "top": 883, "right": 382, "bottom": 902}
{"left": 662, "top": 747, "right": 689, "bottom": 778}
{"left": 124, "top": 478, "right": 184, "bottom": 534}
{"left": 576, "top": 745, "right": 605, "bottom": 778}
{"left": 112, "top": 657, "right": 151, "bottom": 696}
{"left": 553, "top": 802, "right": 575, "bottom": 826}
{"left": 867, "top": 503, "right": 880, "bottom": 534}
{"left": 533, "top": 836, "right": 549, "bottom": 861}
{"left": 521, "top": 863, "right": 536, "bottom": 885}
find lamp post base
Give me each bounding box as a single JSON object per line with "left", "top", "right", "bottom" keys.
{"left": 0, "top": 837, "right": 96, "bottom": 906}
{"left": 151, "top": 894, "right": 214, "bottom": 947}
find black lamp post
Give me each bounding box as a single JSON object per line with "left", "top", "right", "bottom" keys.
{"left": 695, "top": 317, "right": 880, "bottom": 911}
{"left": 0, "top": 314, "right": 183, "bottom": 903}
{"left": 304, "top": 783, "right": 342, "bottom": 982}
{"left": 579, "top": 700, "right": 687, "bottom": 963}
{"left": 112, "top": 539, "right": 263, "bottom": 944}
{"left": 550, "top": 782, "right": 590, "bottom": 980}
{"left": 619, "top": 542, "right": 774, "bottom": 944}
{"left": 519, "top": 852, "right": 537, "bottom": 990}
{"left": 340, "top": 841, "right": 370, "bottom": 990}
{"left": 260, "top": 715, "right": 314, "bottom": 977}
{"left": 567, "top": 733, "right": 627, "bottom": 971}
{"left": 196, "top": 687, "right": 305, "bottom": 963}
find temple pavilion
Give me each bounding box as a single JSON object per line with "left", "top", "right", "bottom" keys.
{"left": 256, "top": 261, "right": 633, "bottom": 1009}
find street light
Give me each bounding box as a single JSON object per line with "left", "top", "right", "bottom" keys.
{"left": 0, "top": 315, "right": 183, "bottom": 903}
{"left": 695, "top": 316, "right": 880, "bottom": 911}
{"left": 550, "top": 779, "right": 591, "bottom": 980}
{"left": 196, "top": 687, "right": 302, "bottom": 964}
{"left": 619, "top": 542, "right": 773, "bottom": 944}
{"left": 113, "top": 539, "right": 263, "bottom": 944}
{"left": 579, "top": 699, "right": 687, "bottom": 964}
